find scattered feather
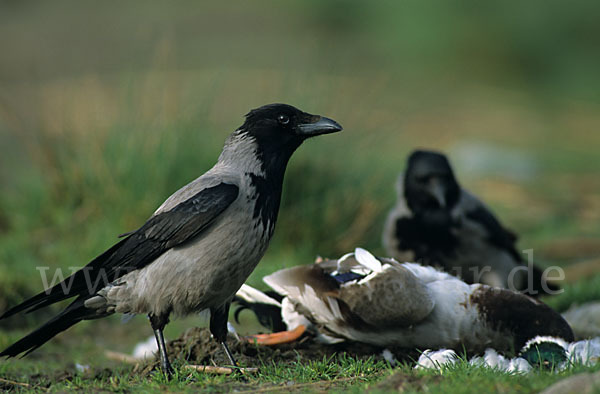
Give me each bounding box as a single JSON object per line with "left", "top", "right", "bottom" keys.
{"left": 418, "top": 337, "right": 600, "bottom": 374}
{"left": 470, "top": 349, "right": 532, "bottom": 373}
{"left": 132, "top": 336, "right": 158, "bottom": 360}
{"left": 75, "top": 363, "right": 90, "bottom": 373}
{"left": 567, "top": 338, "right": 600, "bottom": 366}
{"left": 415, "top": 349, "right": 458, "bottom": 370}
{"left": 382, "top": 349, "right": 397, "bottom": 366}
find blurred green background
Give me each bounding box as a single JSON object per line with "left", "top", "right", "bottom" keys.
{"left": 0, "top": 0, "right": 599, "bottom": 345}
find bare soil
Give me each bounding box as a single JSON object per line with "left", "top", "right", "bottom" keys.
{"left": 141, "top": 327, "right": 421, "bottom": 374}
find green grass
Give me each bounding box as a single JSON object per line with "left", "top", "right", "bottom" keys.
{"left": 545, "top": 275, "right": 600, "bottom": 313}
{"left": 2, "top": 350, "right": 600, "bottom": 392}
{"left": 1, "top": 1, "right": 600, "bottom": 392}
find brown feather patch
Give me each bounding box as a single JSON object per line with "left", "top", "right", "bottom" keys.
{"left": 470, "top": 286, "right": 574, "bottom": 349}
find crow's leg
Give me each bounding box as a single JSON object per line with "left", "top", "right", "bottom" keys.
{"left": 210, "top": 302, "right": 239, "bottom": 367}
{"left": 149, "top": 312, "right": 174, "bottom": 377}
{"left": 221, "top": 341, "right": 238, "bottom": 367}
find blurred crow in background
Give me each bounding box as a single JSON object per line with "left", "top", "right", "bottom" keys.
{"left": 383, "top": 149, "right": 559, "bottom": 296}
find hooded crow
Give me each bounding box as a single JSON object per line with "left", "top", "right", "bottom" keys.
{"left": 234, "top": 248, "right": 573, "bottom": 354}
{"left": 0, "top": 103, "right": 342, "bottom": 375}
{"left": 382, "top": 150, "right": 559, "bottom": 296}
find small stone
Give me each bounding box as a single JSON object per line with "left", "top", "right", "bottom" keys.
{"left": 541, "top": 371, "right": 600, "bottom": 394}
{"left": 562, "top": 302, "right": 600, "bottom": 340}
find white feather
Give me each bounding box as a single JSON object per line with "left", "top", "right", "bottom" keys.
{"left": 401, "top": 262, "right": 455, "bottom": 283}
{"left": 236, "top": 284, "right": 282, "bottom": 307}
{"left": 316, "top": 333, "right": 345, "bottom": 344}
{"left": 567, "top": 337, "right": 600, "bottom": 366}
{"left": 483, "top": 348, "right": 510, "bottom": 370}
{"left": 469, "top": 349, "right": 532, "bottom": 373}
{"left": 300, "top": 285, "right": 337, "bottom": 323}
{"left": 354, "top": 247, "right": 382, "bottom": 273}
{"left": 425, "top": 337, "right": 600, "bottom": 374}
{"left": 522, "top": 335, "right": 569, "bottom": 352}
{"left": 382, "top": 349, "right": 397, "bottom": 366}
{"left": 281, "top": 297, "right": 312, "bottom": 331}
{"left": 508, "top": 357, "right": 533, "bottom": 373}
{"left": 75, "top": 363, "right": 90, "bottom": 373}
{"left": 132, "top": 336, "right": 158, "bottom": 360}
{"left": 335, "top": 251, "right": 357, "bottom": 273}
{"left": 415, "top": 349, "right": 459, "bottom": 370}
{"left": 327, "top": 296, "right": 344, "bottom": 320}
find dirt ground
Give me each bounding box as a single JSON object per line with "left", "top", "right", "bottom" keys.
{"left": 140, "top": 327, "right": 421, "bottom": 375}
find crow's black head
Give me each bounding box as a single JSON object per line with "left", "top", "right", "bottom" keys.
{"left": 240, "top": 103, "right": 342, "bottom": 157}
{"left": 230, "top": 104, "right": 342, "bottom": 229}
{"left": 404, "top": 150, "right": 460, "bottom": 216}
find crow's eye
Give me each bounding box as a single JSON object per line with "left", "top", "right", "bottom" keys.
{"left": 277, "top": 114, "right": 290, "bottom": 125}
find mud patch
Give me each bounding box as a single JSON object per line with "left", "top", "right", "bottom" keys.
{"left": 2, "top": 367, "right": 115, "bottom": 391}
{"left": 141, "top": 327, "right": 421, "bottom": 374}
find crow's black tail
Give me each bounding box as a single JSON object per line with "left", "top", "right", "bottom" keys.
{"left": 0, "top": 297, "right": 96, "bottom": 358}
{"left": 233, "top": 285, "right": 286, "bottom": 332}
{"left": 0, "top": 238, "right": 128, "bottom": 320}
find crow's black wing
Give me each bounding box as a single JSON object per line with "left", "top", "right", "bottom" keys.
{"left": 464, "top": 205, "right": 521, "bottom": 262}
{"left": 462, "top": 199, "right": 560, "bottom": 296}
{"left": 0, "top": 182, "right": 239, "bottom": 319}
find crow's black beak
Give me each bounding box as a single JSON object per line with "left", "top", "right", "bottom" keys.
{"left": 429, "top": 178, "right": 447, "bottom": 208}
{"left": 297, "top": 116, "right": 343, "bottom": 137}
